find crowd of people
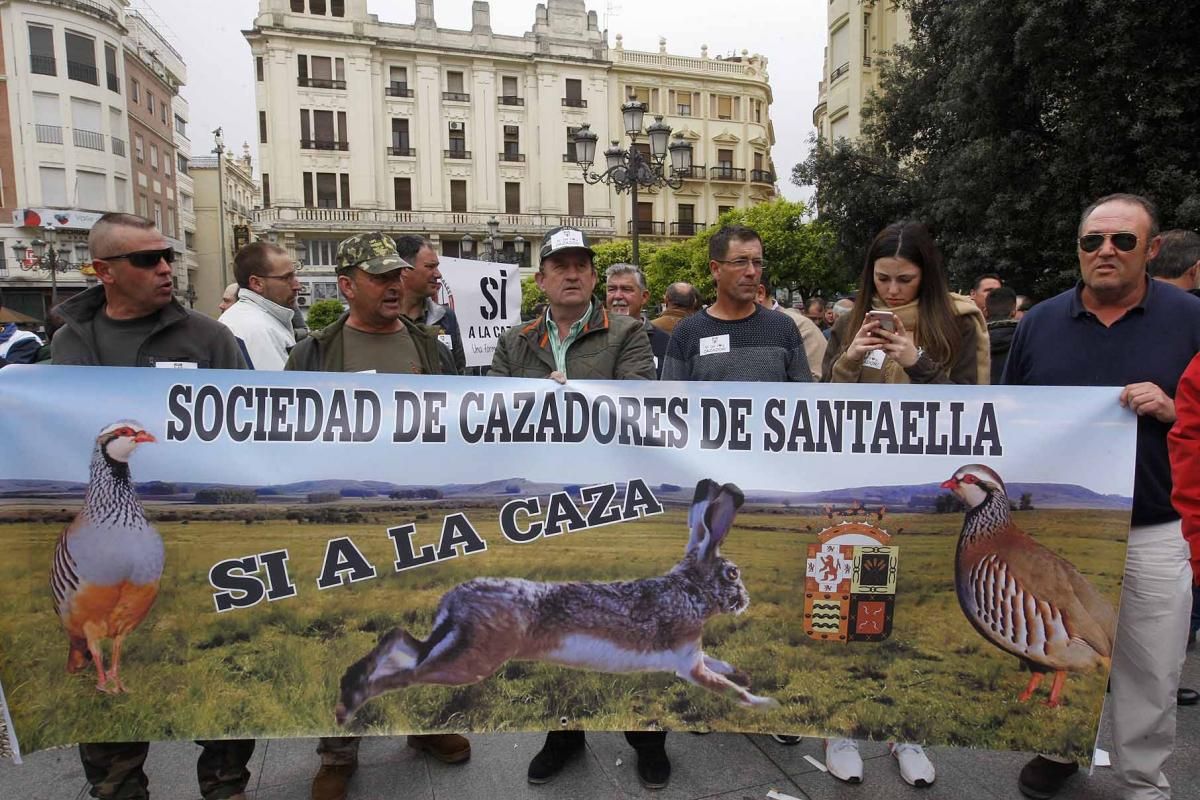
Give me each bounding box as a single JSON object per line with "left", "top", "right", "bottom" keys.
{"left": 2, "top": 190, "right": 1199, "bottom": 800}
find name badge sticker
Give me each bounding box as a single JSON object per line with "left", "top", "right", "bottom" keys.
{"left": 863, "top": 349, "right": 886, "bottom": 370}
{"left": 699, "top": 334, "right": 731, "bottom": 356}
{"left": 438, "top": 334, "right": 453, "bottom": 349}
{"left": 154, "top": 361, "right": 198, "bottom": 369}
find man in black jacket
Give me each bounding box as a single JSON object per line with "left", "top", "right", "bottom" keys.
{"left": 985, "top": 286, "right": 1019, "bottom": 385}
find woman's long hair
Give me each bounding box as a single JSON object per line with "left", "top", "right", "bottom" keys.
{"left": 846, "top": 221, "right": 961, "bottom": 367}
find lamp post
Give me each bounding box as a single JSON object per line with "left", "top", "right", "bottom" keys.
{"left": 13, "top": 230, "right": 72, "bottom": 310}
{"left": 572, "top": 98, "right": 693, "bottom": 266}
{"left": 460, "top": 216, "right": 527, "bottom": 264}
{"left": 213, "top": 127, "right": 229, "bottom": 289}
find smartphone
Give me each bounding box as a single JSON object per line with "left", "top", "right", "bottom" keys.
{"left": 866, "top": 310, "right": 896, "bottom": 332}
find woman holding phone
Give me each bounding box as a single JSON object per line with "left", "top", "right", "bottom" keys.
{"left": 821, "top": 221, "right": 989, "bottom": 385}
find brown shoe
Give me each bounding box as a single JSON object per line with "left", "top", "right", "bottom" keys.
{"left": 312, "top": 762, "right": 357, "bottom": 800}
{"left": 408, "top": 733, "right": 471, "bottom": 764}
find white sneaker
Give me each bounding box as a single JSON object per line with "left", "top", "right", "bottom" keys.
{"left": 824, "top": 738, "right": 863, "bottom": 783}
{"left": 890, "top": 742, "right": 935, "bottom": 787}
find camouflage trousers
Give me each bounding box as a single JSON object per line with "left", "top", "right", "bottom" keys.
{"left": 78, "top": 740, "right": 256, "bottom": 800}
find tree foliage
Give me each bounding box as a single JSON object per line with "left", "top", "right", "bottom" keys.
{"left": 306, "top": 299, "right": 344, "bottom": 331}
{"left": 795, "top": 0, "right": 1200, "bottom": 298}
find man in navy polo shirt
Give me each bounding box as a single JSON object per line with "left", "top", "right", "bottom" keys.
{"left": 1004, "top": 193, "right": 1200, "bottom": 800}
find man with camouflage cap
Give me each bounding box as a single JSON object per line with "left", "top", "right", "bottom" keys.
{"left": 286, "top": 231, "right": 463, "bottom": 799}
{"left": 284, "top": 232, "right": 455, "bottom": 374}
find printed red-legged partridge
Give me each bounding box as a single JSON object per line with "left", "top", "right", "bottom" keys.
{"left": 51, "top": 421, "right": 163, "bottom": 693}
{"left": 941, "top": 464, "right": 1116, "bottom": 706}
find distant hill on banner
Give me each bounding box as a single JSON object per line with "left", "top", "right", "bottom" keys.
{"left": 0, "top": 477, "right": 1131, "bottom": 510}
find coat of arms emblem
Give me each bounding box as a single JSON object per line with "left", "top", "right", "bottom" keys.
{"left": 804, "top": 522, "right": 897, "bottom": 642}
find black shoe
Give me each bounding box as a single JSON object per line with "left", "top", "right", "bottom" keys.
{"left": 1189, "top": 628, "right": 1196, "bottom": 651}
{"left": 634, "top": 746, "right": 671, "bottom": 789}
{"left": 1178, "top": 687, "right": 1200, "bottom": 706}
{"left": 527, "top": 734, "right": 585, "bottom": 784}
{"left": 1018, "top": 756, "right": 1079, "bottom": 799}
{"left": 770, "top": 734, "right": 803, "bottom": 746}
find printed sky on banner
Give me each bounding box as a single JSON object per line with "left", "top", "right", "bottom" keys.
{"left": 0, "top": 367, "right": 1135, "bottom": 498}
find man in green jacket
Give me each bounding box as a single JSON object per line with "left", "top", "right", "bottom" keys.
{"left": 490, "top": 226, "right": 654, "bottom": 381}
{"left": 490, "top": 228, "right": 664, "bottom": 788}
{"left": 285, "top": 232, "right": 454, "bottom": 375}
{"left": 284, "top": 231, "right": 464, "bottom": 800}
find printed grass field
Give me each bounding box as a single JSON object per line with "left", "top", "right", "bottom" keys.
{"left": 0, "top": 502, "right": 1126, "bottom": 761}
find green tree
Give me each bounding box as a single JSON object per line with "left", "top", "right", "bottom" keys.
{"left": 306, "top": 299, "right": 344, "bottom": 331}
{"left": 520, "top": 275, "right": 546, "bottom": 319}
{"left": 795, "top": 0, "right": 1200, "bottom": 298}
{"left": 1018, "top": 492, "right": 1034, "bottom": 511}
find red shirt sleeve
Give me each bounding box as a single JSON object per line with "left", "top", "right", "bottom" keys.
{"left": 1168, "top": 352, "right": 1200, "bottom": 585}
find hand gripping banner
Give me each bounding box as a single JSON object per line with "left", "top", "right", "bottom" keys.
{"left": 0, "top": 366, "right": 1135, "bottom": 763}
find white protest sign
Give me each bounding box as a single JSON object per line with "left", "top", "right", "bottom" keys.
{"left": 435, "top": 256, "right": 523, "bottom": 368}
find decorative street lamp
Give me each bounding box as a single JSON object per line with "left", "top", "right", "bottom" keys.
{"left": 572, "top": 97, "right": 693, "bottom": 265}
{"left": 213, "top": 126, "right": 230, "bottom": 288}
{"left": 460, "top": 215, "right": 527, "bottom": 264}
{"left": 12, "top": 230, "right": 74, "bottom": 309}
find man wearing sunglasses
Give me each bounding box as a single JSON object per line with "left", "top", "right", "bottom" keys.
{"left": 1004, "top": 194, "right": 1200, "bottom": 800}
{"left": 218, "top": 241, "right": 302, "bottom": 370}
{"left": 52, "top": 212, "right": 245, "bottom": 370}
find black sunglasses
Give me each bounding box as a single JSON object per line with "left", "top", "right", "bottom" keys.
{"left": 98, "top": 248, "right": 175, "bottom": 268}
{"left": 1078, "top": 232, "right": 1138, "bottom": 253}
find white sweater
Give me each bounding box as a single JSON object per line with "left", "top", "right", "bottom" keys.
{"left": 217, "top": 289, "right": 296, "bottom": 371}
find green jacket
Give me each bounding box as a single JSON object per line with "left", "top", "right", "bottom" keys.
{"left": 284, "top": 312, "right": 456, "bottom": 375}
{"left": 490, "top": 303, "right": 655, "bottom": 380}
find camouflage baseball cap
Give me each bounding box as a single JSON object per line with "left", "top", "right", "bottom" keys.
{"left": 336, "top": 232, "right": 412, "bottom": 274}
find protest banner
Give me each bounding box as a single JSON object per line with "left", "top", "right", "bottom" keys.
{"left": 0, "top": 366, "right": 1133, "bottom": 763}
{"left": 434, "top": 256, "right": 523, "bottom": 367}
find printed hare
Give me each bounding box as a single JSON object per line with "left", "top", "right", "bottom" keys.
{"left": 335, "top": 479, "right": 777, "bottom": 724}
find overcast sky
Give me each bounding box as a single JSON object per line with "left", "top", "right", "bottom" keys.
{"left": 135, "top": 0, "right": 824, "bottom": 203}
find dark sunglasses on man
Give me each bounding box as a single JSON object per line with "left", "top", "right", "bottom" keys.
{"left": 1078, "top": 232, "right": 1138, "bottom": 253}
{"left": 97, "top": 248, "right": 176, "bottom": 268}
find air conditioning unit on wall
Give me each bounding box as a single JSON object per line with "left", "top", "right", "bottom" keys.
{"left": 448, "top": 121, "right": 465, "bottom": 131}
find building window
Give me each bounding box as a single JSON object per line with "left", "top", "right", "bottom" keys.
{"left": 114, "top": 176, "right": 128, "bottom": 211}
{"left": 448, "top": 122, "right": 466, "bottom": 155}
{"left": 70, "top": 97, "right": 102, "bottom": 149}
{"left": 131, "top": 78, "right": 140, "bottom": 102}
{"left": 40, "top": 166, "right": 67, "bottom": 206}
{"left": 160, "top": 101, "right": 167, "bottom": 125}
{"left": 147, "top": 92, "right": 155, "bottom": 115}
{"left": 262, "top": 173, "right": 270, "bottom": 208}
{"left": 563, "top": 78, "right": 586, "bottom": 108}
{"left": 303, "top": 171, "right": 313, "bottom": 206}
{"left": 65, "top": 31, "right": 98, "bottom": 85}
{"left": 315, "top": 172, "right": 338, "bottom": 207}
{"left": 134, "top": 133, "right": 144, "bottom": 162}
{"left": 177, "top": 153, "right": 189, "bottom": 174}
{"left": 390, "top": 119, "right": 410, "bottom": 155}
{"left": 181, "top": 191, "right": 193, "bottom": 213}
{"left": 565, "top": 126, "right": 580, "bottom": 162}
{"left": 309, "top": 0, "right": 326, "bottom": 14}
{"left": 447, "top": 71, "right": 464, "bottom": 93}
{"left": 174, "top": 114, "right": 187, "bottom": 137}
{"left": 504, "top": 182, "right": 520, "bottom": 214}
{"left": 449, "top": 180, "right": 467, "bottom": 213}
{"left": 716, "top": 95, "right": 733, "bottom": 120}
{"left": 567, "top": 183, "right": 584, "bottom": 217}
{"left": 150, "top": 144, "right": 159, "bottom": 171}
{"left": 625, "top": 85, "right": 651, "bottom": 111}
{"left": 502, "top": 125, "right": 520, "bottom": 160}
{"left": 304, "top": 239, "right": 339, "bottom": 267}
{"left": 104, "top": 44, "right": 119, "bottom": 93}
{"left": 298, "top": 55, "right": 345, "bottom": 89}
{"left": 339, "top": 173, "right": 350, "bottom": 207}
{"left": 718, "top": 205, "right": 734, "bottom": 217}
{"left": 388, "top": 65, "right": 409, "bottom": 95}
{"left": 718, "top": 148, "right": 734, "bottom": 168}
{"left": 28, "top": 25, "right": 56, "bottom": 76}
{"left": 394, "top": 177, "right": 412, "bottom": 211}
{"left": 138, "top": 194, "right": 148, "bottom": 217}
{"left": 290, "top": 0, "right": 304, "bottom": 11}
{"left": 256, "top": 56, "right": 264, "bottom": 81}
{"left": 501, "top": 75, "right": 518, "bottom": 98}
{"left": 166, "top": 206, "right": 176, "bottom": 237}
{"left": 331, "top": 0, "right": 345, "bottom": 17}
{"left": 164, "top": 148, "right": 172, "bottom": 177}
{"left": 153, "top": 202, "right": 162, "bottom": 229}
{"left": 300, "top": 109, "right": 347, "bottom": 149}
{"left": 76, "top": 170, "right": 106, "bottom": 209}
{"left": 259, "top": 111, "right": 268, "bottom": 144}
